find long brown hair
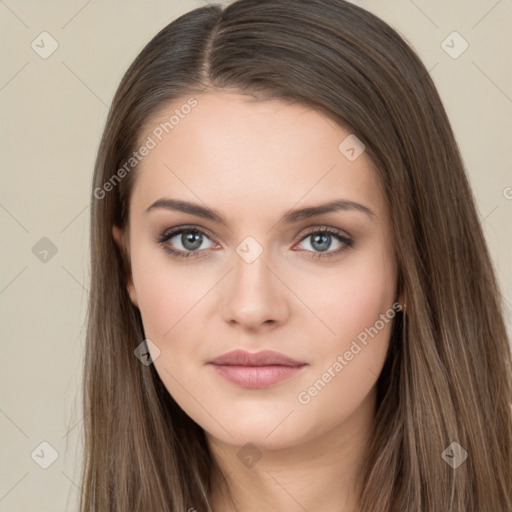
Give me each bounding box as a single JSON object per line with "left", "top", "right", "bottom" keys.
{"left": 81, "top": 1, "right": 512, "bottom": 510}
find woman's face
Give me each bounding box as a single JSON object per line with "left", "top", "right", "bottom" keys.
{"left": 115, "top": 91, "right": 400, "bottom": 449}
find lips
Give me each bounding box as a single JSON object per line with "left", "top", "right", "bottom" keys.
{"left": 207, "top": 349, "right": 308, "bottom": 388}
{"left": 208, "top": 349, "right": 306, "bottom": 367}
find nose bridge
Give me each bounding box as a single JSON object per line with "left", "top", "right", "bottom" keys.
{"left": 233, "top": 242, "right": 270, "bottom": 292}
{"left": 221, "top": 236, "right": 289, "bottom": 328}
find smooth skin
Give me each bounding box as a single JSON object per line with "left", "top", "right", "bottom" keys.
{"left": 113, "top": 91, "right": 402, "bottom": 512}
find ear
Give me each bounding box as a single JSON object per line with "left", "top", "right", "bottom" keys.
{"left": 112, "top": 225, "right": 138, "bottom": 308}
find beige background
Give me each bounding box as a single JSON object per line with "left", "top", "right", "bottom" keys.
{"left": 0, "top": 1, "right": 511, "bottom": 510}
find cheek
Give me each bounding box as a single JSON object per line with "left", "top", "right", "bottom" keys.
{"left": 292, "top": 271, "right": 397, "bottom": 435}
{"left": 292, "top": 244, "right": 397, "bottom": 354}
{"left": 129, "top": 243, "right": 205, "bottom": 340}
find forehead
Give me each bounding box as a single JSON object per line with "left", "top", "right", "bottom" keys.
{"left": 130, "top": 92, "right": 385, "bottom": 220}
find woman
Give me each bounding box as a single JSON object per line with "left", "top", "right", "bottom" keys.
{"left": 81, "top": 0, "right": 512, "bottom": 510}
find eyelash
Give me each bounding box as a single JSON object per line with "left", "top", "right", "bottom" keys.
{"left": 157, "top": 225, "right": 353, "bottom": 260}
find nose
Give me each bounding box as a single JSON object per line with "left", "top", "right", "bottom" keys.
{"left": 220, "top": 248, "right": 290, "bottom": 331}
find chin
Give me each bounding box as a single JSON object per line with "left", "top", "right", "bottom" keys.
{"left": 202, "top": 414, "right": 316, "bottom": 451}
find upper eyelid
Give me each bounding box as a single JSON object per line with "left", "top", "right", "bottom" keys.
{"left": 159, "top": 224, "right": 215, "bottom": 243}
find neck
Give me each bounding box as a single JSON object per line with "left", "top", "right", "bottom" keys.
{"left": 206, "top": 387, "right": 376, "bottom": 512}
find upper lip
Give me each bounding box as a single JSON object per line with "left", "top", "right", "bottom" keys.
{"left": 208, "top": 349, "right": 306, "bottom": 367}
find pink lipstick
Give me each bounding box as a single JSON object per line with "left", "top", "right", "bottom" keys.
{"left": 208, "top": 349, "right": 307, "bottom": 388}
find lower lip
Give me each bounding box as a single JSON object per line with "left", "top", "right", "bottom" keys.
{"left": 210, "top": 364, "right": 307, "bottom": 388}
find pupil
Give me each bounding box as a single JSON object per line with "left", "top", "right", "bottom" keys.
{"left": 312, "top": 233, "right": 330, "bottom": 252}
{"left": 182, "top": 231, "right": 202, "bottom": 250}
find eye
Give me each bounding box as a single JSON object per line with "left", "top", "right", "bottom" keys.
{"left": 157, "top": 226, "right": 217, "bottom": 259}
{"left": 157, "top": 225, "right": 353, "bottom": 260}
{"left": 294, "top": 227, "right": 353, "bottom": 259}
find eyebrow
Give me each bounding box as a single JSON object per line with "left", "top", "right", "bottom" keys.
{"left": 145, "top": 197, "right": 375, "bottom": 226}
